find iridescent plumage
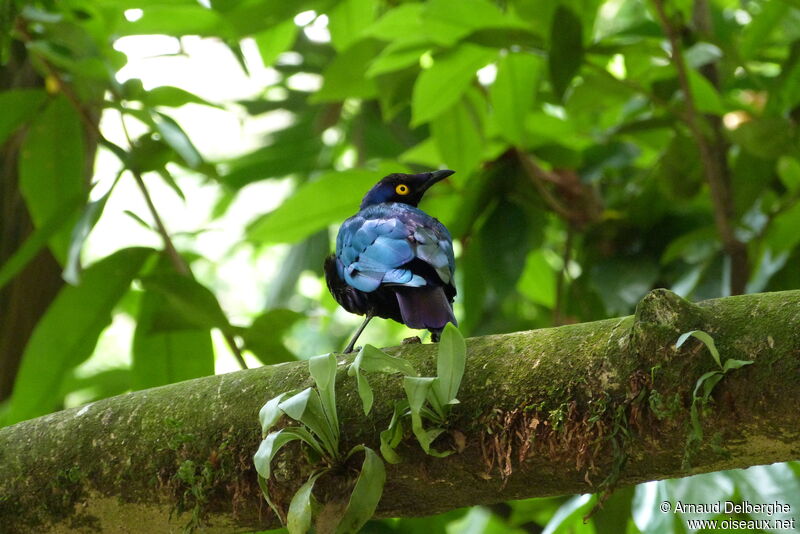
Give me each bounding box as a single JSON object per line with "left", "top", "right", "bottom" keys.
{"left": 324, "top": 170, "right": 456, "bottom": 352}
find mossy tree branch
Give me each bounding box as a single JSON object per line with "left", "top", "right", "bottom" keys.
{"left": 1, "top": 289, "right": 799, "bottom": 533}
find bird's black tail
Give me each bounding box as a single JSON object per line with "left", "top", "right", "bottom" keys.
{"left": 395, "top": 286, "right": 456, "bottom": 333}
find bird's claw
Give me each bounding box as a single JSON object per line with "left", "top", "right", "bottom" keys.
{"left": 402, "top": 336, "right": 422, "bottom": 345}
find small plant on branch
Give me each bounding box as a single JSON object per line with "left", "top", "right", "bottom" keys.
{"left": 675, "top": 330, "right": 753, "bottom": 467}
{"left": 253, "top": 353, "right": 385, "bottom": 534}
{"left": 349, "top": 323, "right": 467, "bottom": 461}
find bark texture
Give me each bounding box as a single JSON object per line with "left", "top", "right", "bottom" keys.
{"left": 1, "top": 289, "right": 799, "bottom": 533}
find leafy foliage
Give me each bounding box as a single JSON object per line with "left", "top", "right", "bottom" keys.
{"left": 350, "top": 323, "right": 467, "bottom": 460}
{"left": 2, "top": 0, "right": 800, "bottom": 531}
{"left": 254, "top": 353, "right": 385, "bottom": 533}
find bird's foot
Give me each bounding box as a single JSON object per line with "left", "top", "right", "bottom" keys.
{"left": 402, "top": 336, "right": 422, "bottom": 345}
{"left": 343, "top": 345, "right": 362, "bottom": 354}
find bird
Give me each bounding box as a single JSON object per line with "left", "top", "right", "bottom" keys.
{"left": 324, "top": 170, "right": 457, "bottom": 353}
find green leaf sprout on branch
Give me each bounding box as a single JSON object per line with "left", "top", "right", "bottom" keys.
{"left": 253, "top": 353, "right": 385, "bottom": 534}
{"left": 675, "top": 330, "right": 753, "bottom": 467}
{"left": 349, "top": 323, "right": 467, "bottom": 461}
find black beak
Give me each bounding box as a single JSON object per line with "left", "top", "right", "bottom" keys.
{"left": 419, "top": 169, "right": 455, "bottom": 193}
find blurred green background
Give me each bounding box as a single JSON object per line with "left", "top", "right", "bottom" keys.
{"left": 1, "top": 0, "right": 799, "bottom": 531}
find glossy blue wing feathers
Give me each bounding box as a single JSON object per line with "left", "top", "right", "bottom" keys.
{"left": 335, "top": 203, "right": 454, "bottom": 294}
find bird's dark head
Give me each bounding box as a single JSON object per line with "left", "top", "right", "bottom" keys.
{"left": 360, "top": 170, "right": 455, "bottom": 209}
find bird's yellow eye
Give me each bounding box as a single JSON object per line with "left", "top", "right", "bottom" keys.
{"left": 395, "top": 184, "right": 410, "bottom": 195}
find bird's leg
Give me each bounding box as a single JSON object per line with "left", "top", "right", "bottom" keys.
{"left": 343, "top": 313, "right": 373, "bottom": 354}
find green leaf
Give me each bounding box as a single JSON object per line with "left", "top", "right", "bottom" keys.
{"left": 367, "top": 38, "right": 429, "bottom": 77}
{"left": 259, "top": 392, "right": 291, "bottom": 436}
{"left": 411, "top": 44, "right": 496, "bottom": 126}
{"left": 404, "top": 376, "right": 436, "bottom": 418}
{"left": 433, "top": 323, "right": 466, "bottom": 407}
{"left": 308, "top": 353, "right": 340, "bottom": 444}
{"left": 126, "top": 134, "right": 173, "bottom": 175}
{"left": 676, "top": 330, "right": 721, "bottom": 368}
{"left": 0, "top": 1, "right": 17, "bottom": 64}
{"left": 139, "top": 273, "right": 232, "bottom": 333}
{"left": 117, "top": 5, "right": 229, "bottom": 37}
{"left": 328, "top": 0, "right": 376, "bottom": 51}
{"left": 686, "top": 69, "right": 724, "bottom": 115}
{"left": 4, "top": 247, "right": 153, "bottom": 425}
{"left": 348, "top": 345, "right": 417, "bottom": 415}
{"left": 765, "top": 202, "right": 800, "bottom": 254}
{"left": 313, "top": 39, "right": 382, "bottom": 102}
{"left": 352, "top": 366, "right": 375, "bottom": 417}
{"left": 542, "top": 494, "right": 595, "bottom": 534}
{"left": 727, "top": 463, "right": 800, "bottom": 525}
{"left": 687, "top": 369, "right": 721, "bottom": 446}
{"left": 403, "top": 376, "right": 450, "bottom": 456}
{"left": 653, "top": 131, "right": 703, "bottom": 199}
{"left": 241, "top": 309, "right": 303, "bottom": 365}
{"left": 517, "top": 249, "right": 557, "bottom": 308}
{"left": 632, "top": 480, "right": 673, "bottom": 533}
{"left": 694, "top": 370, "right": 723, "bottom": 401}
{"left": 593, "top": 486, "right": 635, "bottom": 534}
{"left": 728, "top": 117, "right": 797, "bottom": 159}
{"left": 590, "top": 258, "right": 659, "bottom": 316}
{"left": 548, "top": 5, "right": 583, "bottom": 100}
{"left": 59, "top": 368, "right": 132, "bottom": 406}
{"left": 423, "top": 0, "right": 524, "bottom": 43}
{"left": 335, "top": 447, "right": 386, "bottom": 534}
{"left": 778, "top": 156, "right": 800, "bottom": 194}
{"left": 63, "top": 177, "right": 120, "bottom": 285}
{"left": 354, "top": 345, "right": 418, "bottom": 376}
{"left": 475, "top": 198, "right": 535, "bottom": 300}
{"left": 264, "top": 230, "right": 330, "bottom": 308}
{"left": 247, "top": 163, "right": 408, "bottom": 245}
{"left": 150, "top": 111, "right": 203, "bottom": 168}
{"left": 279, "top": 388, "right": 339, "bottom": 458}
{"left": 0, "top": 195, "right": 84, "bottom": 292}
{"left": 288, "top": 471, "right": 324, "bottom": 534}
{"left": 379, "top": 401, "right": 408, "bottom": 464}
{"left": 19, "top": 95, "right": 86, "bottom": 263}
{"left": 220, "top": 116, "right": 323, "bottom": 188}
{"left": 254, "top": 427, "right": 322, "bottom": 481}
{"left": 491, "top": 52, "right": 541, "bottom": 146}
{"left": 721, "top": 358, "right": 753, "bottom": 372}
{"left": 256, "top": 475, "right": 280, "bottom": 521}
{"left": 431, "top": 93, "right": 484, "bottom": 176}
{"left": 0, "top": 89, "right": 46, "bottom": 144}
{"left": 131, "top": 283, "right": 215, "bottom": 390}
{"left": 739, "top": 0, "right": 788, "bottom": 59}
{"left": 145, "top": 86, "right": 222, "bottom": 109}
{"left": 684, "top": 42, "right": 723, "bottom": 69}
{"left": 363, "top": 4, "right": 425, "bottom": 42}
{"left": 253, "top": 18, "right": 298, "bottom": 67}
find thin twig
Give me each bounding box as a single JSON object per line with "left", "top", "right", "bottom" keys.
{"left": 118, "top": 115, "right": 190, "bottom": 276}
{"left": 119, "top": 112, "right": 249, "bottom": 370}
{"left": 650, "top": 0, "right": 748, "bottom": 294}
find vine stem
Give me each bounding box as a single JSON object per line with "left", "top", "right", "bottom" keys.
{"left": 650, "top": 0, "right": 748, "bottom": 295}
